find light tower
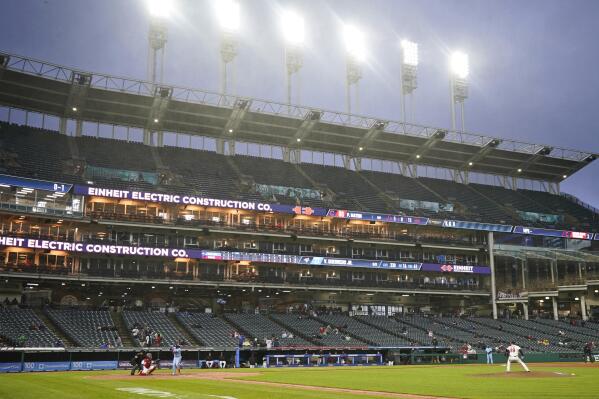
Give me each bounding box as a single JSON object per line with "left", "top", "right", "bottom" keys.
{"left": 399, "top": 39, "right": 418, "bottom": 123}
{"left": 215, "top": 0, "right": 240, "bottom": 96}
{"left": 280, "top": 10, "right": 305, "bottom": 108}
{"left": 450, "top": 51, "right": 469, "bottom": 132}
{"left": 343, "top": 24, "right": 365, "bottom": 115}
{"left": 145, "top": 0, "right": 173, "bottom": 146}
{"left": 147, "top": 0, "right": 172, "bottom": 85}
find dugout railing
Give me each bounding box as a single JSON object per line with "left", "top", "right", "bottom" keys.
{"left": 0, "top": 348, "right": 591, "bottom": 373}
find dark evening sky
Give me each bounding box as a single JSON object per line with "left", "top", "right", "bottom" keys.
{"left": 1, "top": 0, "right": 597, "bottom": 207}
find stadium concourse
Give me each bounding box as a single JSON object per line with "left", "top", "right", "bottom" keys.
{"left": 0, "top": 52, "right": 598, "bottom": 372}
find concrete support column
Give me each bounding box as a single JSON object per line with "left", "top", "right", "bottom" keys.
{"left": 143, "top": 129, "right": 152, "bottom": 145}
{"left": 580, "top": 295, "right": 588, "bottom": 321}
{"left": 75, "top": 119, "right": 83, "bottom": 137}
{"left": 59, "top": 117, "right": 67, "bottom": 135}
{"left": 521, "top": 259, "right": 527, "bottom": 290}
{"left": 488, "top": 232, "right": 498, "bottom": 319}
{"left": 522, "top": 302, "right": 529, "bottom": 320}
{"left": 552, "top": 297, "right": 558, "bottom": 321}
{"left": 550, "top": 261, "right": 555, "bottom": 284}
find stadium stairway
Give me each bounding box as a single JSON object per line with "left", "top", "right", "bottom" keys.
{"left": 292, "top": 163, "right": 337, "bottom": 206}
{"left": 167, "top": 313, "right": 201, "bottom": 347}
{"left": 66, "top": 136, "right": 80, "bottom": 160}
{"left": 112, "top": 311, "right": 136, "bottom": 347}
{"left": 311, "top": 314, "right": 372, "bottom": 346}
{"left": 150, "top": 146, "right": 166, "bottom": 170}
{"left": 355, "top": 316, "right": 417, "bottom": 342}
{"left": 221, "top": 314, "right": 247, "bottom": 339}
{"left": 32, "top": 308, "right": 75, "bottom": 347}
{"left": 355, "top": 172, "right": 398, "bottom": 213}
{"left": 465, "top": 185, "right": 519, "bottom": 223}
{"left": 266, "top": 314, "right": 321, "bottom": 346}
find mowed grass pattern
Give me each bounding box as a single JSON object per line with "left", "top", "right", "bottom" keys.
{"left": 0, "top": 364, "right": 598, "bottom": 399}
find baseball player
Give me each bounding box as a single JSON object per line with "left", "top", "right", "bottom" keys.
{"left": 140, "top": 352, "right": 157, "bottom": 376}
{"left": 505, "top": 341, "right": 530, "bottom": 372}
{"left": 171, "top": 343, "right": 182, "bottom": 375}
{"left": 130, "top": 350, "right": 145, "bottom": 375}
{"left": 484, "top": 344, "right": 493, "bottom": 364}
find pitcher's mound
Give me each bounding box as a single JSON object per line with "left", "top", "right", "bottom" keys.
{"left": 471, "top": 371, "right": 574, "bottom": 378}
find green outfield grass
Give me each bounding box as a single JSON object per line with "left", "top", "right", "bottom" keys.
{"left": 0, "top": 364, "right": 598, "bottom": 399}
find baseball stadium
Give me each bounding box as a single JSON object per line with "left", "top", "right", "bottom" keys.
{"left": 0, "top": 1, "right": 598, "bottom": 398}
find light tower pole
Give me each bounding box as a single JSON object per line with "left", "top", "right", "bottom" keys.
{"left": 450, "top": 51, "right": 469, "bottom": 132}
{"left": 343, "top": 24, "right": 365, "bottom": 115}
{"left": 148, "top": 18, "right": 167, "bottom": 85}
{"left": 281, "top": 10, "right": 305, "bottom": 108}
{"left": 400, "top": 39, "right": 418, "bottom": 123}
{"left": 145, "top": 0, "right": 172, "bottom": 146}
{"left": 147, "top": 0, "right": 173, "bottom": 85}
{"left": 216, "top": 0, "right": 240, "bottom": 97}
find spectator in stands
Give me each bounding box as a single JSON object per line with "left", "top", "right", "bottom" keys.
{"left": 99, "top": 342, "right": 108, "bottom": 349}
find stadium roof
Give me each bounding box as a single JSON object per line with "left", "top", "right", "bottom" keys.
{"left": 0, "top": 52, "right": 596, "bottom": 183}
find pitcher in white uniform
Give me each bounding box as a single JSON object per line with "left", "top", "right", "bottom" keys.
{"left": 505, "top": 342, "right": 530, "bottom": 372}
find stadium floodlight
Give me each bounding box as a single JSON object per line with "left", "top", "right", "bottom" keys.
{"left": 399, "top": 39, "right": 418, "bottom": 122}
{"left": 215, "top": 0, "right": 240, "bottom": 97}
{"left": 343, "top": 24, "right": 365, "bottom": 115}
{"left": 147, "top": 0, "right": 174, "bottom": 18}
{"left": 281, "top": 10, "right": 305, "bottom": 45}
{"left": 281, "top": 9, "right": 305, "bottom": 107}
{"left": 400, "top": 39, "right": 418, "bottom": 67}
{"left": 450, "top": 51, "right": 469, "bottom": 79}
{"left": 449, "top": 51, "right": 469, "bottom": 133}
{"left": 215, "top": 0, "right": 240, "bottom": 32}
{"left": 343, "top": 24, "right": 366, "bottom": 61}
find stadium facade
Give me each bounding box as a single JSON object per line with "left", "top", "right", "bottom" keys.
{"left": 0, "top": 52, "right": 598, "bottom": 361}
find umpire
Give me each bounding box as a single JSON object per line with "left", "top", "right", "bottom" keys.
{"left": 130, "top": 350, "right": 146, "bottom": 375}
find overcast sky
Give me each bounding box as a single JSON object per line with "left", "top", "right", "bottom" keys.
{"left": 1, "top": 0, "right": 598, "bottom": 208}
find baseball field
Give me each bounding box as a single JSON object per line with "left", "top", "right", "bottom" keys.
{"left": 0, "top": 363, "right": 597, "bottom": 399}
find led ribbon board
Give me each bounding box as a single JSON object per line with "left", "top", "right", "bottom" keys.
{"left": 0, "top": 235, "right": 491, "bottom": 274}
{"left": 58, "top": 183, "right": 599, "bottom": 241}
{"left": 512, "top": 226, "right": 593, "bottom": 240}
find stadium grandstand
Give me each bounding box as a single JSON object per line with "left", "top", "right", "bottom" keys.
{"left": 0, "top": 50, "right": 598, "bottom": 369}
